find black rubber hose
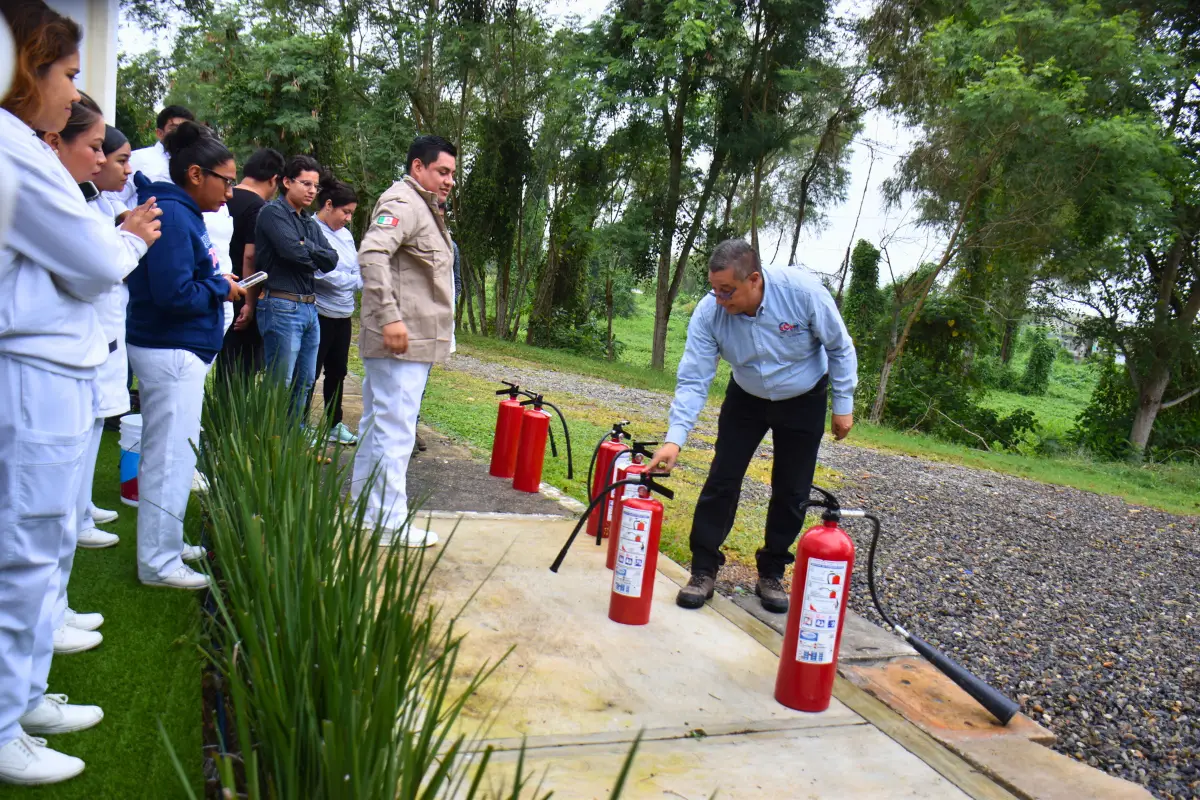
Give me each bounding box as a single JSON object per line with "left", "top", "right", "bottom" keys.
{"left": 863, "top": 511, "right": 1019, "bottom": 725}
{"left": 585, "top": 432, "right": 609, "bottom": 503}
{"left": 518, "top": 390, "right": 557, "bottom": 457}
{"left": 550, "top": 477, "right": 647, "bottom": 572}
{"left": 540, "top": 399, "right": 573, "bottom": 480}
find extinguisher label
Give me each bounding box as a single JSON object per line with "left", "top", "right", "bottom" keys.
{"left": 613, "top": 506, "right": 652, "bottom": 597}
{"left": 606, "top": 453, "right": 633, "bottom": 522}
{"left": 796, "top": 558, "right": 848, "bottom": 665}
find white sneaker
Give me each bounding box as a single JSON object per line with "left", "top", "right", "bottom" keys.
{"left": 90, "top": 504, "right": 119, "bottom": 525}
{"left": 76, "top": 527, "right": 119, "bottom": 549}
{"left": 181, "top": 544, "right": 207, "bottom": 562}
{"left": 19, "top": 694, "right": 104, "bottom": 735}
{"left": 52, "top": 626, "right": 102, "bottom": 654}
{"left": 140, "top": 565, "right": 210, "bottom": 590}
{"left": 63, "top": 608, "right": 103, "bottom": 632}
{"left": 379, "top": 525, "right": 440, "bottom": 548}
{"left": 0, "top": 734, "right": 84, "bottom": 785}
{"left": 191, "top": 471, "right": 210, "bottom": 494}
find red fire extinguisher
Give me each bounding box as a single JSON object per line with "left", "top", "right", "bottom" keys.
{"left": 775, "top": 509, "right": 856, "bottom": 712}
{"left": 490, "top": 381, "right": 526, "bottom": 478}
{"left": 586, "top": 422, "right": 631, "bottom": 539}
{"left": 609, "top": 485, "right": 667, "bottom": 626}
{"left": 606, "top": 443, "right": 655, "bottom": 569}
{"left": 512, "top": 394, "right": 573, "bottom": 493}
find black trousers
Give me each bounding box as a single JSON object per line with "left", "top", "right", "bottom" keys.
{"left": 215, "top": 299, "right": 264, "bottom": 386}
{"left": 312, "top": 314, "right": 352, "bottom": 426}
{"left": 689, "top": 376, "right": 827, "bottom": 579}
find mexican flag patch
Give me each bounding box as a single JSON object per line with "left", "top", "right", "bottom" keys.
{"left": 376, "top": 214, "right": 400, "bottom": 228}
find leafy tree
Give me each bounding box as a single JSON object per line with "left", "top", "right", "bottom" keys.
{"left": 115, "top": 50, "right": 170, "bottom": 147}
{"left": 1019, "top": 329, "right": 1057, "bottom": 396}
{"left": 841, "top": 239, "right": 885, "bottom": 359}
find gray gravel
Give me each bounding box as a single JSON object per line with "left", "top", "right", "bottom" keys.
{"left": 443, "top": 354, "right": 1200, "bottom": 799}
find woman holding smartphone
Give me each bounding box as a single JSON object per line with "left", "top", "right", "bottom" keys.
{"left": 38, "top": 95, "right": 161, "bottom": 664}
{"left": 125, "top": 121, "right": 244, "bottom": 592}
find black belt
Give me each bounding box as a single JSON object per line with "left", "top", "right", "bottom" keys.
{"left": 263, "top": 289, "right": 316, "bottom": 304}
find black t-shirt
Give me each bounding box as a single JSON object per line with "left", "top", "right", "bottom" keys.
{"left": 227, "top": 187, "right": 266, "bottom": 276}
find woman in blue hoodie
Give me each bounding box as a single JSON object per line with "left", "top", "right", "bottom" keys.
{"left": 125, "top": 121, "right": 245, "bottom": 591}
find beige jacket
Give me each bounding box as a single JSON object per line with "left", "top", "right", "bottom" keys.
{"left": 358, "top": 176, "right": 455, "bottom": 362}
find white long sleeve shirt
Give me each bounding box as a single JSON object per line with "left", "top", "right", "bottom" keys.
{"left": 313, "top": 218, "right": 362, "bottom": 318}
{"left": 0, "top": 109, "right": 132, "bottom": 378}
{"left": 666, "top": 264, "right": 858, "bottom": 448}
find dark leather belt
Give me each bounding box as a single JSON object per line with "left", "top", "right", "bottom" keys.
{"left": 264, "top": 289, "right": 316, "bottom": 304}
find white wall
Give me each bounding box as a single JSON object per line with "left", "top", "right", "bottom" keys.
{"left": 46, "top": 0, "right": 119, "bottom": 123}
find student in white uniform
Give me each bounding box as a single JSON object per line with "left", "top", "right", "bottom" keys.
{"left": 125, "top": 122, "right": 245, "bottom": 591}
{"left": 39, "top": 96, "right": 162, "bottom": 662}
{"left": 0, "top": 0, "right": 148, "bottom": 785}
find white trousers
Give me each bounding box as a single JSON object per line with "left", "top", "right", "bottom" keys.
{"left": 351, "top": 358, "right": 431, "bottom": 531}
{"left": 0, "top": 356, "right": 94, "bottom": 745}
{"left": 52, "top": 420, "right": 105, "bottom": 628}
{"left": 127, "top": 346, "right": 209, "bottom": 581}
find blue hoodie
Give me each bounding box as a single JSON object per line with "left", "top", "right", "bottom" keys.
{"left": 126, "top": 173, "right": 228, "bottom": 362}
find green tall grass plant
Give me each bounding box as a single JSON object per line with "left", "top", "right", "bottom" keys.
{"left": 167, "top": 375, "right": 638, "bottom": 798}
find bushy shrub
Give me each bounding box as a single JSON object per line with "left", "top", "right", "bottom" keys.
{"left": 974, "top": 354, "right": 1020, "bottom": 391}
{"left": 1019, "top": 330, "right": 1058, "bottom": 396}
{"left": 883, "top": 361, "right": 1038, "bottom": 451}
{"left": 1072, "top": 359, "right": 1200, "bottom": 461}
{"left": 534, "top": 309, "right": 624, "bottom": 360}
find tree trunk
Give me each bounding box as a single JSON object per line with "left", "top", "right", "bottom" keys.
{"left": 999, "top": 318, "right": 1017, "bottom": 364}
{"left": 527, "top": 233, "right": 560, "bottom": 344}
{"left": 650, "top": 67, "right": 694, "bottom": 371}
{"left": 1129, "top": 365, "right": 1172, "bottom": 459}
{"left": 787, "top": 108, "right": 845, "bottom": 266}
{"left": 750, "top": 156, "right": 764, "bottom": 253}
{"left": 606, "top": 274, "right": 615, "bottom": 361}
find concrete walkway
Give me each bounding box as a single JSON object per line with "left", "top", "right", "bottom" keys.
{"left": 424, "top": 516, "right": 992, "bottom": 799}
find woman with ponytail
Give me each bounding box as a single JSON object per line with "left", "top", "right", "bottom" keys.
{"left": 311, "top": 174, "right": 361, "bottom": 445}
{"left": 125, "top": 120, "right": 244, "bottom": 592}
{"left": 0, "top": 0, "right": 148, "bottom": 785}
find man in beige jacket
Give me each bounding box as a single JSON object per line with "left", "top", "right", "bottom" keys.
{"left": 352, "top": 135, "right": 457, "bottom": 546}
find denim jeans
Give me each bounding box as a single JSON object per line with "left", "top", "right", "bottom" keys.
{"left": 258, "top": 296, "right": 320, "bottom": 421}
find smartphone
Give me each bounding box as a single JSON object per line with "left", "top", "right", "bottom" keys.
{"left": 78, "top": 181, "right": 99, "bottom": 202}
{"left": 238, "top": 271, "right": 268, "bottom": 289}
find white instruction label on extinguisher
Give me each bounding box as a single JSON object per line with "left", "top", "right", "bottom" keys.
{"left": 613, "top": 506, "right": 652, "bottom": 597}
{"left": 606, "top": 452, "right": 633, "bottom": 522}
{"left": 795, "top": 558, "right": 848, "bottom": 665}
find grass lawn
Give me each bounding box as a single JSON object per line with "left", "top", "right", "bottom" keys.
{"left": 981, "top": 355, "right": 1100, "bottom": 441}
{"left": 1, "top": 431, "right": 203, "bottom": 799}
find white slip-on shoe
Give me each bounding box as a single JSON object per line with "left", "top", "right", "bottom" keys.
{"left": 140, "top": 565, "right": 210, "bottom": 590}
{"left": 0, "top": 734, "right": 85, "bottom": 785}
{"left": 90, "top": 504, "right": 119, "bottom": 525}
{"left": 52, "top": 626, "right": 102, "bottom": 654}
{"left": 76, "top": 527, "right": 119, "bottom": 549}
{"left": 19, "top": 694, "right": 104, "bottom": 735}
{"left": 380, "top": 525, "right": 440, "bottom": 548}
{"left": 181, "top": 544, "right": 207, "bottom": 562}
{"left": 63, "top": 608, "right": 103, "bottom": 632}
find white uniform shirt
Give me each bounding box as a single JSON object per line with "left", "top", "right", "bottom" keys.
{"left": 86, "top": 194, "right": 143, "bottom": 417}
{"left": 0, "top": 108, "right": 135, "bottom": 377}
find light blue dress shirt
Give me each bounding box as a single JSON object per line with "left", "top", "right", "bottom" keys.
{"left": 313, "top": 219, "right": 363, "bottom": 319}
{"left": 666, "top": 264, "right": 858, "bottom": 448}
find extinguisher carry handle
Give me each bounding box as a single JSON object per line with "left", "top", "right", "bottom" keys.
{"left": 641, "top": 472, "right": 674, "bottom": 500}
{"left": 496, "top": 380, "right": 520, "bottom": 397}
{"left": 631, "top": 441, "right": 658, "bottom": 458}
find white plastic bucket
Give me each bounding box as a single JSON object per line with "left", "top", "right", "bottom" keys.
{"left": 118, "top": 413, "right": 142, "bottom": 507}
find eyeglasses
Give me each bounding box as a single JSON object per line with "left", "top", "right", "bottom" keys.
{"left": 202, "top": 168, "right": 236, "bottom": 190}
{"left": 293, "top": 179, "right": 317, "bottom": 190}
{"left": 709, "top": 287, "right": 736, "bottom": 301}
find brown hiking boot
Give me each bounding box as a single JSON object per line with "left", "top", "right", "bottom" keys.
{"left": 676, "top": 571, "right": 716, "bottom": 609}
{"left": 756, "top": 576, "right": 789, "bottom": 614}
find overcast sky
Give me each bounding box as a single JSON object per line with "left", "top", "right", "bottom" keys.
{"left": 119, "top": 0, "right": 941, "bottom": 280}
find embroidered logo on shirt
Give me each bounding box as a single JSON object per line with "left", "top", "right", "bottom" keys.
{"left": 376, "top": 214, "right": 400, "bottom": 228}
{"left": 779, "top": 321, "right": 801, "bottom": 334}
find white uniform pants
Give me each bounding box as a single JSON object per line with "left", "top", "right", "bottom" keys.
{"left": 51, "top": 420, "right": 105, "bottom": 629}
{"left": 127, "top": 346, "right": 209, "bottom": 581}
{"left": 351, "top": 358, "right": 431, "bottom": 531}
{"left": 0, "top": 356, "right": 94, "bottom": 745}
